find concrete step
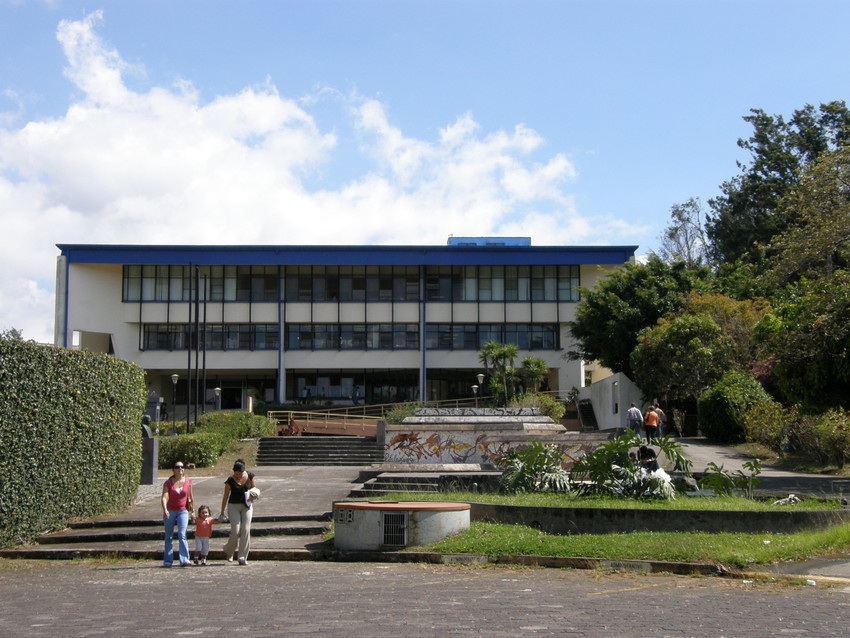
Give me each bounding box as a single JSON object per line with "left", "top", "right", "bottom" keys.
{"left": 36, "top": 519, "right": 330, "bottom": 545}
{"left": 257, "top": 436, "right": 384, "bottom": 466}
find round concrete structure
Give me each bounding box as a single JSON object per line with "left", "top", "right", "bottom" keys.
{"left": 334, "top": 501, "right": 471, "bottom": 551}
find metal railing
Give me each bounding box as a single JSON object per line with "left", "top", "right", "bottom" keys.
{"left": 268, "top": 410, "right": 380, "bottom": 437}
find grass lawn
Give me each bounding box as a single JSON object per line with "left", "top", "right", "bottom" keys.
{"left": 417, "top": 522, "right": 850, "bottom": 568}
{"left": 366, "top": 491, "right": 850, "bottom": 567}
{"left": 379, "top": 491, "right": 844, "bottom": 511}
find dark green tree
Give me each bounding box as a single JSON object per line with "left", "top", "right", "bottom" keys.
{"left": 567, "top": 256, "right": 709, "bottom": 378}
{"left": 706, "top": 101, "right": 850, "bottom": 268}
{"left": 757, "top": 271, "right": 850, "bottom": 409}
{"left": 630, "top": 313, "right": 736, "bottom": 405}
{"left": 762, "top": 147, "right": 850, "bottom": 288}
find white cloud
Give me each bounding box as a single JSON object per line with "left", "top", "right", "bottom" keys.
{"left": 0, "top": 12, "right": 636, "bottom": 343}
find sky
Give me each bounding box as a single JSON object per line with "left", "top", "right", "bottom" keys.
{"left": 1, "top": 0, "right": 849, "bottom": 344}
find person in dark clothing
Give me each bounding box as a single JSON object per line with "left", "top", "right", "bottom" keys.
{"left": 638, "top": 445, "right": 659, "bottom": 472}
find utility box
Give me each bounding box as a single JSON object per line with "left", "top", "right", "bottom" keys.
{"left": 333, "top": 501, "right": 470, "bottom": 551}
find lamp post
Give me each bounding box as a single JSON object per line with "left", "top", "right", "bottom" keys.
{"left": 472, "top": 384, "right": 479, "bottom": 408}
{"left": 476, "top": 373, "right": 484, "bottom": 403}
{"left": 170, "top": 374, "right": 178, "bottom": 428}
{"left": 214, "top": 387, "right": 221, "bottom": 411}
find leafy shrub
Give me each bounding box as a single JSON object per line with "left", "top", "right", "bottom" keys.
{"left": 509, "top": 392, "right": 567, "bottom": 422}
{"left": 158, "top": 433, "right": 224, "bottom": 469}
{"left": 743, "top": 400, "right": 795, "bottom": 454}
{"left": 384, "top": 402, "right": 424, "bottom": 425}
{"left": 196, "top": 410, "right": 274, "bottom": 439}
{"left": 157, "top": 411, "right": 273, "bottom": 468}
{"left": 744, "top": 402, "right": 850, "bottom": 468}
{"left": 494, "top": 441, "right": 570, "bottom": 494}
{"left": 698, "top": 459, "right": 762, "bottom": 498}
{"left": 810, "top": 410, "right": 850, "bottom": 468}
{"left": 698, "top": 371, "right": 772, "bottom": 443}
{"left": 569, "top": 431, "right": 690, "bottom": 500}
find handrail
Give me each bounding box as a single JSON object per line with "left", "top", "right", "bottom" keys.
{"left": 268, "top": 410, "right": 379, "bottom": 437}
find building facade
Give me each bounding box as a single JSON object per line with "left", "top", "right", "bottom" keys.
{"left": 55, "top": 239, "right": 636, "bottom": 414}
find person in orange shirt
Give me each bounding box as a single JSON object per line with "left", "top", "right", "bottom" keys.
{"left": 643, "top": 408, "right": 659, "bottom": 443}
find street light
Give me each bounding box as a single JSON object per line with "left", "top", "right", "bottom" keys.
{"left": 472, "top": 384, "right": 479, "bottom": 408}
{"left": 214, "top": 387, "right": 221, "bottom": 411}
{"left": 170, "top": 374, "right": 178, "bottom": 425}
{"left": 476, "top": 374, "right": 485, "bottom": 403}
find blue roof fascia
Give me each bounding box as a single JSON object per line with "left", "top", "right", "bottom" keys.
{"left": 56, "top": 244, "right": 638, "bottom": 267}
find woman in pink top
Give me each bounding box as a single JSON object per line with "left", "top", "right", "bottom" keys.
{"left": 161, "top": 461, "right": 195, "bottom": 567}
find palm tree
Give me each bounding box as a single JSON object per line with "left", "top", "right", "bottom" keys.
{"left": 521, "top": 356, "right": 548, "bottom": 393}
{"left": 478, "top": 341, "right": 520, "bottom": 405}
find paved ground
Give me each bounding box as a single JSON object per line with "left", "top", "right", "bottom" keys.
{"left": 2, "top": 558, "right": 850, "bottom": 637}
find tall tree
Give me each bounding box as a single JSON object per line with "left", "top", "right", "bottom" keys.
{"left": 657, "top": 198, "right": 710, "bottom": 268}
{"left": 630, "top": 313, "right": 735, "bottom": 405}
{"left": 567, "top": 256, "right": 708, "bottom": 379}
{"left": 520, "top": 356, "right": 548, "bottom": 393}
{"left": 706, "top": 101, "right": 850, "bottom": 267}
{"left": 684, "top": 292, "right": 771, "bottom": 369}
{"left": 758, "top": 271, "right": 850, "bottom": 409}
{"left": 479, "top": 341, "right": 520, "bottom": 404}
{"left": 763, "top": 147, "right": 850, "bottom": 287}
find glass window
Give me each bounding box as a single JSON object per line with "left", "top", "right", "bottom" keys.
{"left": 123, "top": 265, "right": 141, "bottom": 301}
{"left": 558, "top": 265, "right": 580, "bottom": 301}
{"left": 393, "top": 323, "right": 419, "bottom": 349}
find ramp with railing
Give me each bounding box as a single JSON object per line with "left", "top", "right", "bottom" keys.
{"left": 268, "top": 410, "right": 379, "bottom": 437}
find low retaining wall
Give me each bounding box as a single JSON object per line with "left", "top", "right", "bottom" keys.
{"left": 469, "top": 503, "right": 850, "bottom": 534}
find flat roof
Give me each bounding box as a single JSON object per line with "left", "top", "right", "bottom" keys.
{"left": 56, "top": 244, "right": 637, "bottom": 267}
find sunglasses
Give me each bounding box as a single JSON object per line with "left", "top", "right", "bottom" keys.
{"left": 173, "top": 465, "right": 184, "bottom": 470}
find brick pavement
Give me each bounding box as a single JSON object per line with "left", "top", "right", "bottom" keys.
{"left": 1, "top": 558, "right": 850, "bottom": 637}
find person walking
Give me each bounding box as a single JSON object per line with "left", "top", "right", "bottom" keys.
{"left": 626, "top": 403, "right": 643, "bottom": 437}
{"left": 643, "top": 407, "right": 659, "bottom": 444}
{"left": 219, "top": 459, "right": 257, "bottom": 565}
{"left": 654, "top": 404, "right": 667, "bottom": 437}
{"left": 161, "top": 461, "right": 195, "bottom": 567}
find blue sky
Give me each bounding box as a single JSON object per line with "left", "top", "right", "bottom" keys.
{"left": 1, "top": 0, "right": 849, "bottom": 343}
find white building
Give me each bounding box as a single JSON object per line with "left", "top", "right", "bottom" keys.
{"left": 55, "top": 238, "right": 636, "bottom": 418}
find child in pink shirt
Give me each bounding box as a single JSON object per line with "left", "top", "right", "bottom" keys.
{"left": 192, "top": 505, "right": 220, "bottom": 565}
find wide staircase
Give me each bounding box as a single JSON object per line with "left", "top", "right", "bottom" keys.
{"left": 256, "top": 435, "right": 384, "bottom": 466}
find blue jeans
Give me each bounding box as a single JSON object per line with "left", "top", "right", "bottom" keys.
{"left": 164, "top": 510, "right": 190, "bottom": 566}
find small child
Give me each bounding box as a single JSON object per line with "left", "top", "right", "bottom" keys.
{"left": 192, "top": 505, "right": 219, "bottom": 565}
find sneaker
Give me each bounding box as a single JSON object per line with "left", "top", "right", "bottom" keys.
{"left": 193, "top": 558, "right": 199, "bottom": 565}
{"left": 238, "top": 557, "right": 247, "bottom": 565}
{"left": 180, "top": 561, "right": 191, "bottom": 567}
{"left": 201, "top": 558, "right": 207, "bottom": 566}
{"left": 162, "top": 563, "right": 172, "bottom": 568}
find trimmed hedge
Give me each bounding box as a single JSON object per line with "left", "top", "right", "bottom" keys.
{"left": 157, "top": 411, "right": 274, "bottom": 469}
{"left": 0, "top": 339, "right": 146, "bottom": 548}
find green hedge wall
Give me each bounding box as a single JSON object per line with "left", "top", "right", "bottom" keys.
{"left": 0, "top": 339, "right": 146, "bottom": 548}
{"left": 157, "top": 411, "right": 274, "bottom": 468}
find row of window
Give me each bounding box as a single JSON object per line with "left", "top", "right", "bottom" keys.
{"left": 123, "top": 265, "right": 581, "bottom": 303}
{"left": 141, "top": 323, "right": 560, "bottom": 351}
